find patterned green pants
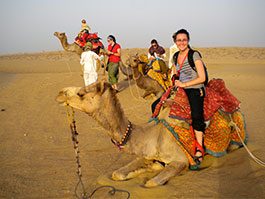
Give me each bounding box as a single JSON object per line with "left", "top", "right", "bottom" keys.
{"left": 107, "top": 62, "right": 119, "bottom": 84}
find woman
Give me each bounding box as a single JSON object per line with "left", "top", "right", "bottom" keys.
{"left": 172, "top": 29, "right": 206, "bottom": 165}
{"left": 106, "top": 35, "right": 121, "bottom": 91}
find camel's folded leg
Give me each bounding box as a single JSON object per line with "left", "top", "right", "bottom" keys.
{"left": 112, "top": 157, "right": 152, "bottom": 181}
{"left": 144, "top": 161, "right": 186, "bottom": 188}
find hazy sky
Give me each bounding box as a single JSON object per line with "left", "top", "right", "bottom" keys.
{"left": 0, "top": 0, "right": 265, "bottom": 54}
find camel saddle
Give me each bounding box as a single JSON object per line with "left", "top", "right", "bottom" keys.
{"left": 75, "top": 32, "right": 103, "bottom": 49}
{"left": 153, "top": 78, "right": 241, "bottom": 123}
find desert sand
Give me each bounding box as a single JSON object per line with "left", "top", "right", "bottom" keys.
{"left": 0, "top": 47, "right": 265, "bottom": 198}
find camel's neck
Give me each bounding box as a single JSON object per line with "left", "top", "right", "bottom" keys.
{"left": 59, "top": 36, "right": 71, "bottom": 51}
{"left": 91, "top": 91, "right": 129, "bottom": 143}
{"left": 132, "top": 65, "right": 142, "bottom": 80}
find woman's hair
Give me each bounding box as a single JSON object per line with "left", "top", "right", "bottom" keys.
{"left": 151, "top": 39, "right": 158, "bottom": 45}
{"left": 107, "top": 35, "right": 116, "bottom": 43}
{"left": 172, "top": 29, "right": 190, "bottom": 42}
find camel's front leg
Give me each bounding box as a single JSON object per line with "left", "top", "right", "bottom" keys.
{"left": 144, "top": 161, "right": 187, "bottom": 187}
{"left": 112, "top": 157, "right": 152, "bottom": 181}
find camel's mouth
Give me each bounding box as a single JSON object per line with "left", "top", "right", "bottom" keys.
{"left": 56, "top": 87, "right": 82, "bottom": 105}
{"left": 55, "top": 93, "right": 68, "bottom": 106}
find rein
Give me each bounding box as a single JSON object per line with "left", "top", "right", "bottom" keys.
{"left": 65, "top": 105, "right": 88, "bottom": 198}
{"left": 111, "top": 121, "right": 132, "bottom": 150}
{"left": 65, "top": 105, "right": 131, "bottom": 198}
{"left": 133, "top": 73, "right": 141, "bottom": 80}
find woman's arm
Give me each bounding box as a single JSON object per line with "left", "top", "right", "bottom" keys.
{"left": 114, "top": 48, "right": 121, "bottom": 57}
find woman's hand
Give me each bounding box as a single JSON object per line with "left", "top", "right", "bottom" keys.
{"left": 175, "top": 80, "right": 186, "bottom": 88}
{"left": 149, "top": 56, "right": 155, "bottom": 60}
{"left": 164, "top": 99, "right": 175, "bottom": 107}
{"left": 107, "top": 51, "right": 113, "bottom": 56}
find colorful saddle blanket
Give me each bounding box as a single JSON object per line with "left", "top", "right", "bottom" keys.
{"left": 147, "top": 69, "right": 171, "bottom": 91}
{"left": 165, "top": 110, "right": 247, "bottom": 166}
{"left": 151, "top": 78, "right": 246, "bottom": 166}
{"left": 168, "top": 78, "right": 241, "bottom": 122}
{"left": 137, "top": 54, "right": 171, "bottom": 90}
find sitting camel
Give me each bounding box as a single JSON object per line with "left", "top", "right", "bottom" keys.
{"left": 127, "top": 54, "right": 171, "bottom": 92}
{"left": 56, "top": 81, "right": 247, "bottom": 187}
{"left": 54, "top": 31, "right": 133, "bottom": 79}
{"left": 126, "top": 55, "right": 164, "bottom": 98}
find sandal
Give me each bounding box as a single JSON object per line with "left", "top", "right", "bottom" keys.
{"left": 193, "top": 141, "right": 205, "bottom": 166}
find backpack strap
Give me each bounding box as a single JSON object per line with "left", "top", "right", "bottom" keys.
{"left": 187, "top": 49, "right": 202, "bottom": 71}
{"left": 188, "top": 49, "right": 208, "bottom": 86}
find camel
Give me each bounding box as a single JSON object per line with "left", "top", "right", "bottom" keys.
{"left": 54, "top": 32, "right": 84, "bottom": 56}
{"left": 126, "top": 55, "right": 164, "bottom": 98}
{"left": 56, "top": 81, "right": 246, "bottom": 187}
{"left": 54, "top": 31, "right": 133, "bottom": 78}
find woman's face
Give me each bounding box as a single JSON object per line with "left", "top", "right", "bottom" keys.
{"left": 107, "top": 38, "right": 114, "bottom": 45}
{"left": 175, "top": 33, "right": 189, "bottom": 51}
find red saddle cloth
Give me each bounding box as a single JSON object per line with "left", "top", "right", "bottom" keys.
{"left": 168, "top": 78, "right": 240, "bottom": 122}
{"left": 75, "top": 32, "right": 101, "bottom": 48}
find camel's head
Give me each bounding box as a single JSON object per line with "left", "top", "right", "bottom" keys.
{"left": 56, "top": 81, "right": 114, "bottom": 114}
{"left": 126, "top": 54, "right": 140, "bottom": 68}
{"left": 126, "top": 54, "right": 149, "bottom": 75}
{"left": 54, "top": 32, "right": 66, "bottom": 39}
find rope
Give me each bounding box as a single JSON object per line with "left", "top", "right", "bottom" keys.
{"left": 88, "top": 185, "right": 130, "bottom": 199}
{"left": 228, "top": 115, "right": 265, "bottom": 167}
{"left": 65, "top": 105, "right": 131, "bottom": 198}
{"left": 60, "top": 51, "right": 73, "bottom": 75}
{"left": 126, "top": 71, "right": 147, "bottom": 103}
{"left": 123, "top": 66, "right": 154, "bottom": 122}
{"left": 66, "top": 105, "right": 88, "bottom": 198}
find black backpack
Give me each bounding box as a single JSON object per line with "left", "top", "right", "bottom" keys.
{"left": 173, "top": 49, "right": 208, "bottom": 86}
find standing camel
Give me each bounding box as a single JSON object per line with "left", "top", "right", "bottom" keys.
{"left": 54, "top": 32, "right": 84, "bottom": 56}
{"left": 56, "top": 81, "right": 246, "bottom": 187}
{"left": 54, "top": 31, "right": 133, "bottom": 78}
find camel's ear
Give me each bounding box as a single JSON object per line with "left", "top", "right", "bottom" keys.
{"left": 62, "top": 32, "right": 65, "bottom": 35}
{"left": 96, "top": 80, "right": 110, "bottom": 95}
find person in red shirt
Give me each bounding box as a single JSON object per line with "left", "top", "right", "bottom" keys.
{"left": 106, "top": 35, "right": 121, "bottom": 91}
{"left": 75, "top": 29, "right": 89, "bottom": 48}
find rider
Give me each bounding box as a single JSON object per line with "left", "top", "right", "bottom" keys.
{"left": 148, "top": 39, "right": 166, "bottom": 64}
{"left": 81, "top": 19, "right": 91, "bottom": 32}
{"left": 148, "top": 39, "right": 169, "bottom": 79}
{"left": 172, "top": 29, "right": 206, "bottom": 166}
{"left": 75, "top": 19, "right": 91, "bottom": 48}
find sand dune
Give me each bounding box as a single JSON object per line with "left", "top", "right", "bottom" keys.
{"left": 0, "top": 48, "right": 264, "bottom": 198}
